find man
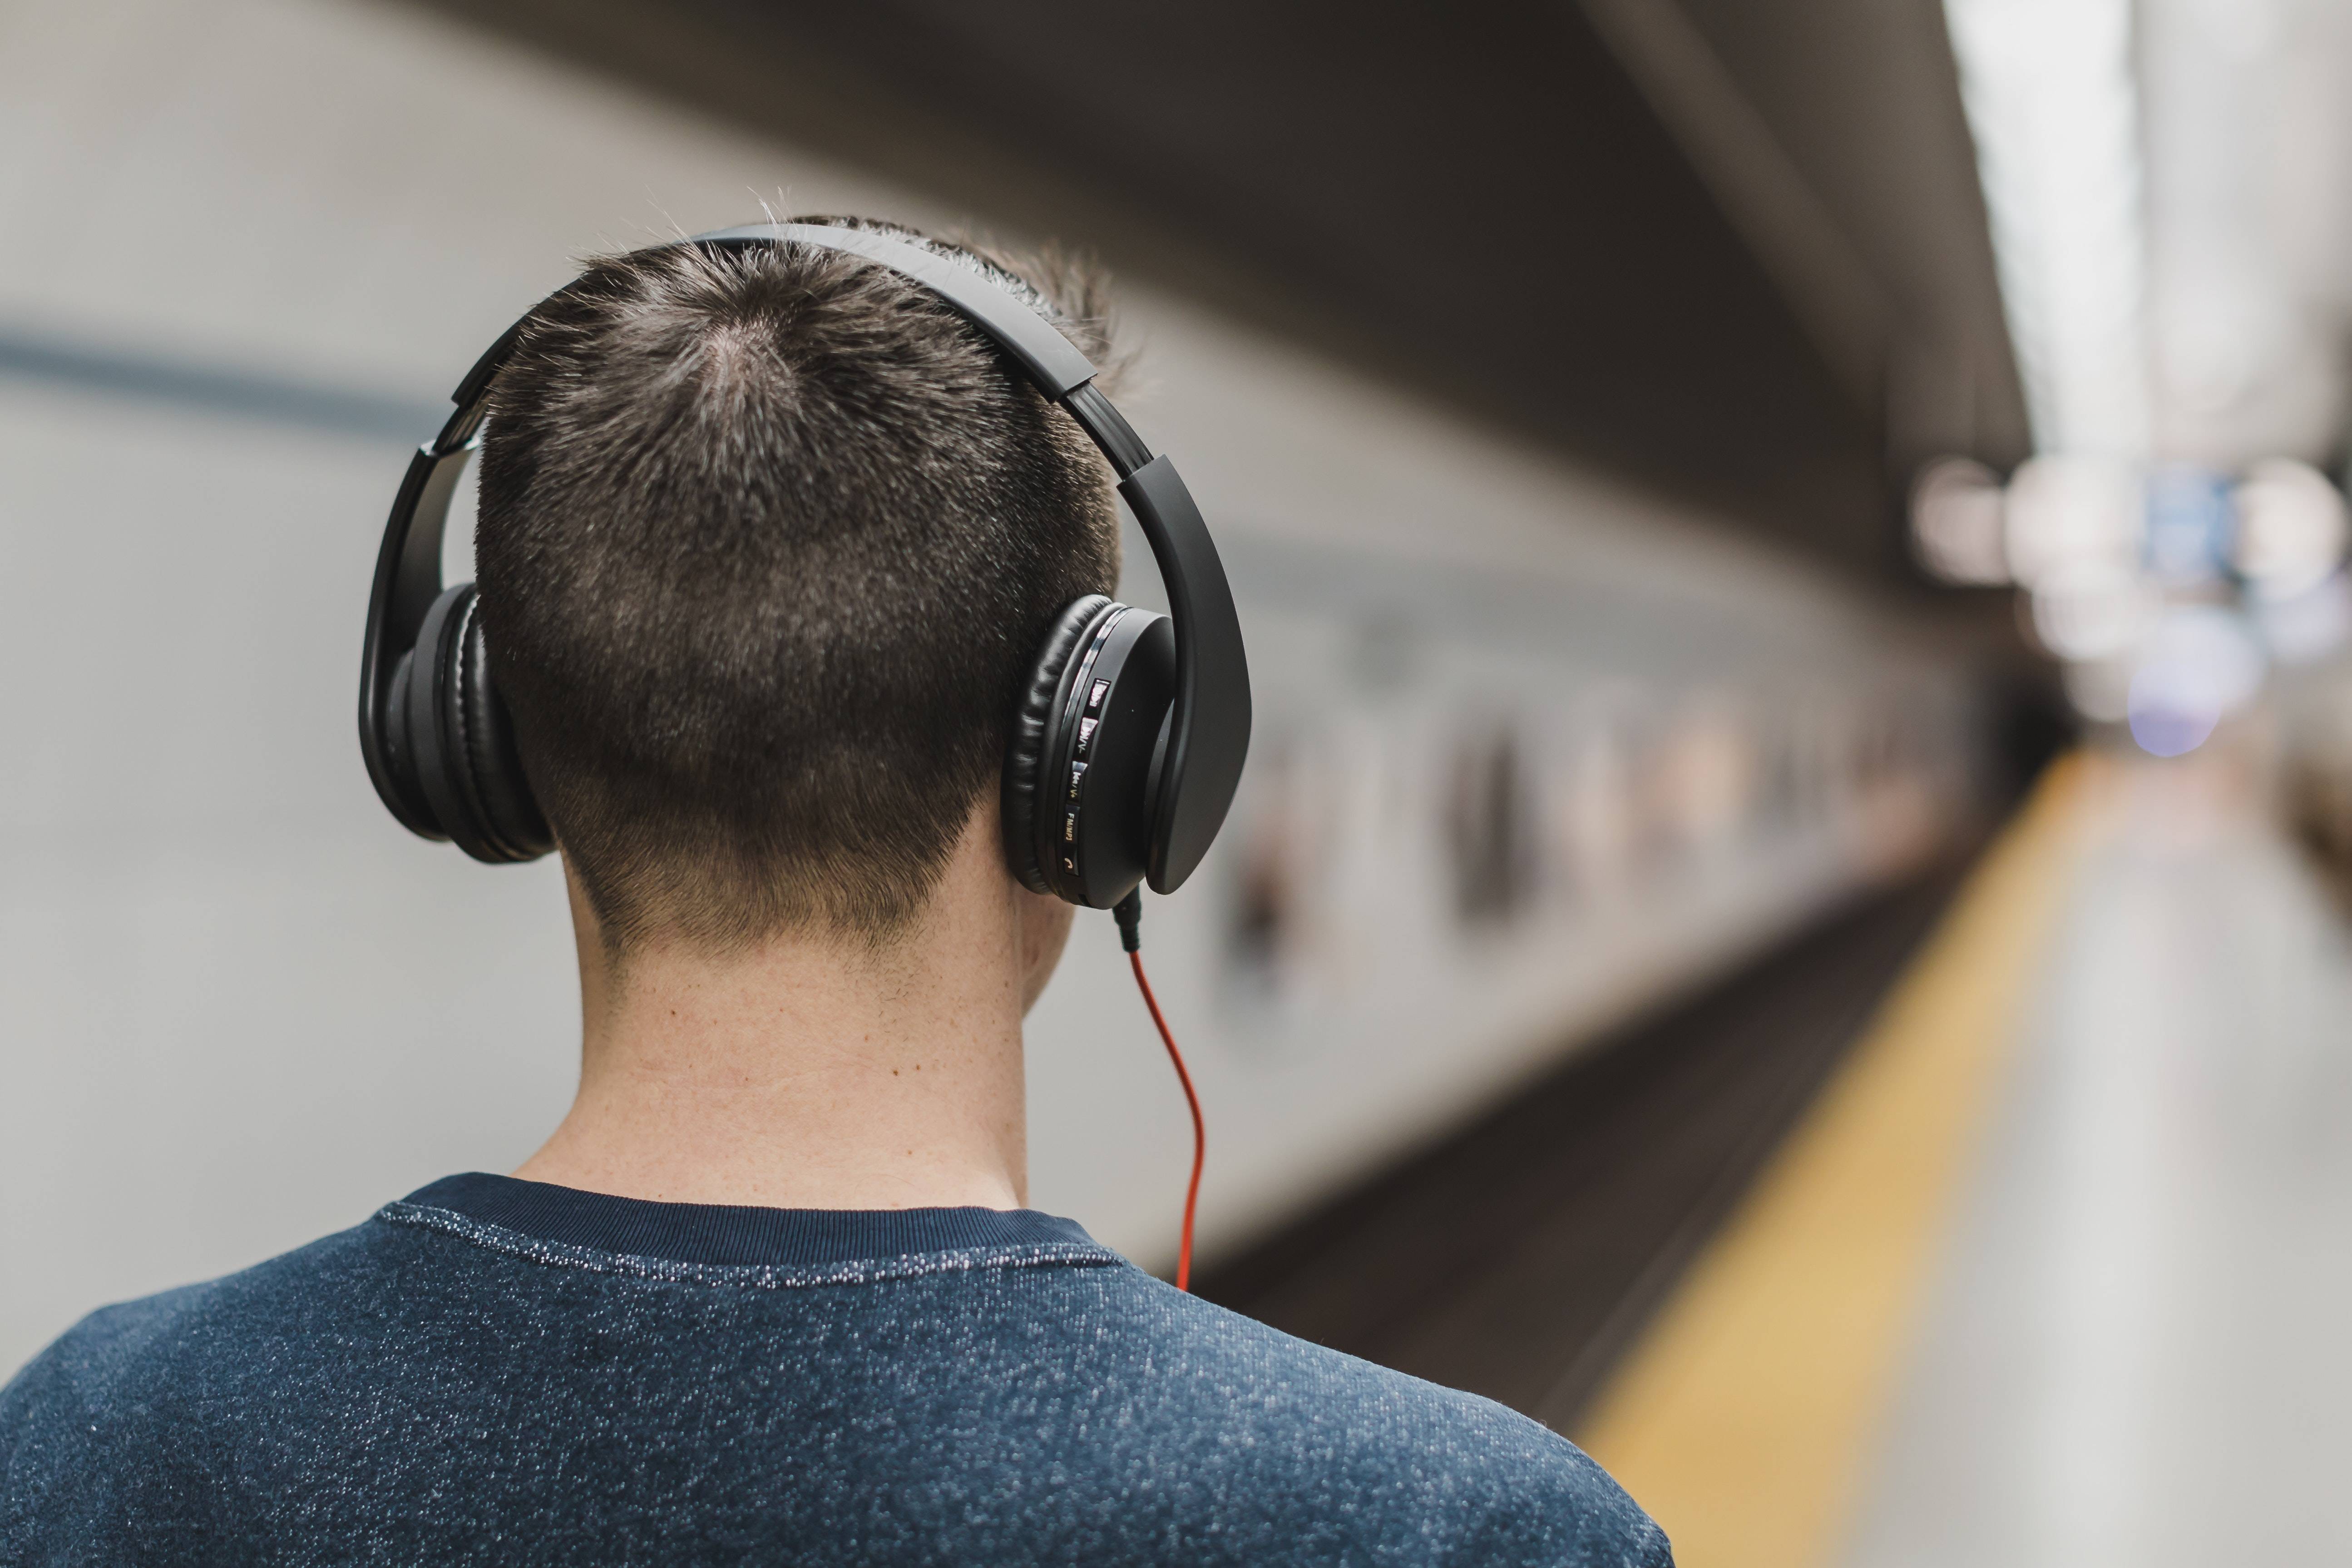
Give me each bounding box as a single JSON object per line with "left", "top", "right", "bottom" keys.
{"left": 0, "top": 221, "right": 1670, "bottom": 1566}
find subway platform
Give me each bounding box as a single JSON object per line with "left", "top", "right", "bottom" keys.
{"left": 1203, "top": 738, "right": 2352, "bottom": 1567}
{"left": 1837, "top": 743, "right": 2352, "bottom": 1568}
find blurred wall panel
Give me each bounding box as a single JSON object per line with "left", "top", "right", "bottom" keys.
{"left": 0, "top": 0, "right": 1981, "bottom": 1374}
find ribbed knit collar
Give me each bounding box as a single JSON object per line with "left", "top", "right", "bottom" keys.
{"left": 400, "top": 1172, "right": 1098, "bottom": 1269}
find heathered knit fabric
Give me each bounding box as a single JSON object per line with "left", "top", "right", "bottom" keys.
{"left": 2, "top": 1174, "right": 1670, "bottom": 1567}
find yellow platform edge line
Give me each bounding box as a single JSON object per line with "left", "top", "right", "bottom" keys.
{"left": 1574, "top": 752, "right": 2099, "bottom": 1568}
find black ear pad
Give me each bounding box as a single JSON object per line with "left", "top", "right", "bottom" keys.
{"left": 403, "top": 583, "right": 553, "bottom": 865}
{"left": 1003, "top": 594, "right": 1117, "bottom": 894}
{"left": 450, "top": 591, "right": 554, "bottom": 861}
{"left": 1006, "top": 598, "right": 1178, "bottom": 908}
{"left": 377, "top": 649, "right": 433, "bottom": 838}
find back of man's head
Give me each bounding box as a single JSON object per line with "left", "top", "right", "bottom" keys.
{"left": 474, "top": 221, "right": 1120, "bottom": 956}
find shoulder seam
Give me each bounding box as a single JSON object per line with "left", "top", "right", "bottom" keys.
{"left": 374, "top": 1202, "right": 1126, "bottom": 1290}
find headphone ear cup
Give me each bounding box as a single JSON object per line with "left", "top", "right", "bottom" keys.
{"left": 376, "top": 648, "right": 437, "bottom": 839}
{"left": 451, "top": 593, "right": 553, "bottom": 862}
{"left": 1003, "top": 594, "right": 1117, "bottom": 895}
{"left": 406, "top": 583, "right": 551, "bottom": 864}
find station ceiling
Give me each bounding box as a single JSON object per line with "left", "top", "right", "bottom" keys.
{"left": 410, "top": 0, "right": 2031, "bottom": 580}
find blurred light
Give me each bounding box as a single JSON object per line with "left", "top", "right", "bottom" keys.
{"left": 2026, "top": 560, "right": 2153, "bottom": 662}
{"left": 1945, "top": 0, "right": 2150, "bottom": 457}
{"left": 2062, "top": 654, "right": 2134, "bottom": 723}
{"left": 2143, "top": 465, "right": 2232, "bottom": 584}
{"left": 2232, "top": 458, "right": 2347, "bottom": 599}
{"left": 2254, "top": 571, "right": 2351, "bottom": 666}
{"left": 2140, "top": 0, "right": 2345, "bottom": 464}
{"left": 1910, "top": 457, "right": 2010, "bottom": 584}
{"left": 2005, "top": 455, "right": 2142, "bottom": 587}
{"left": 2126, "top": 604, "right": 2264, "bottom": 756}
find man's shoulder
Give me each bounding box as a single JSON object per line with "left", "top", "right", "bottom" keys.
{"left": 0, "top": 1216, "right": 1671, "bottom": 1566}
{"left": 1129, "top": 1286, "right": 1671, "bottom": 1565}
{"left": 6, "top": 1217, "right": 395, "bottom": 1405}
{"left": 0, "top": 1218, "right": 399, "bottom": 1527}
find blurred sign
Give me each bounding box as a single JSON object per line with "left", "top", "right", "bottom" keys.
{"left": 2143, "top": 465, "right": 2232, "bottom": 584}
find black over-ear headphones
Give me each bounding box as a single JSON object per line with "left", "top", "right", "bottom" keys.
{"left": 359, "top": 222, "right": 1251, "bottom": 908}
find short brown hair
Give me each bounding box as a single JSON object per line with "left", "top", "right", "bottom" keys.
{"left": 474, "top": 220, "right": 1121, "bottom": 954}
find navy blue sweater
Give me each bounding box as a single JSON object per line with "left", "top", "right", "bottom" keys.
{"left": 1, "top": 1173, "right": 1670, "bottom": 1566}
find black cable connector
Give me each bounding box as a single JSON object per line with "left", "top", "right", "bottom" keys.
{"left": 1112, "top": 887, "right": 1143, "bottom": 952}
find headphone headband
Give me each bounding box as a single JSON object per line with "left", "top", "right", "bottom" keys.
{"left": 360, "top": 222, "right": 1250, "bottom": 893}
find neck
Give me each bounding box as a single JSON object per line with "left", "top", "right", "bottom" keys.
{"left": 515, "top": 842, "right": 1034, "bottom": 1212}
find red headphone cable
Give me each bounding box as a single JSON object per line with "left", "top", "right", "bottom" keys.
{"left": 1113, "top": 891, "right": 1205, "bottom": 1292}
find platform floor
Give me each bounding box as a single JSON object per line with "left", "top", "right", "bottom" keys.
{"left": 1576, "top": 742, "right": 2352, "bottom": 1567}
{"left": 1212, "top": 741, "right": 2352, "bottom": 1567}
{"left": 1841, "top": 747, "right": 2352, "bottom": 1567}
